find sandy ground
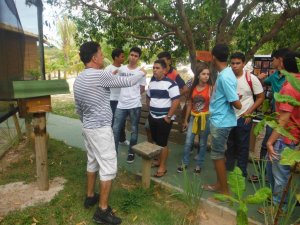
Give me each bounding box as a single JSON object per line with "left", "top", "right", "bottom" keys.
{"left": 0, "top": 177, "right": 66, "bottom": 217}
{"left": 0, "top": 140, "right": 66, "bottom": 219}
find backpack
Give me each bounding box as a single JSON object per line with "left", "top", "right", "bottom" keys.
{"left": 245, "top": 71, "right": 254, "bottom": 94}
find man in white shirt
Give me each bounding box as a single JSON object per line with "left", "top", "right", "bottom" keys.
{"left": 226, "top": 52, "right": 265, "bottom": 177}
{"left": 105, "top": 48, "right": 129, "bottom": 146}
{"left": 112, "top": 47, "right": 147, "bottom": 163}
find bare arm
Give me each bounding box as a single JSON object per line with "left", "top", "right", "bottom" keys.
{"left": 140, "top": 85, "right": 145, "bottom": 94}
{"left": 231, "top": 100, "right": 242, "bottom": 109}
{"left": 179, "top": 85, "right": 189, "bottom": 96}
{"left": 183, "top": 100, "right": 192, "bottom": 129}
{"left": 146, "top": 95, "right": 150, "bottom": 108}
{"left": 164, "top": 98, "right": 181, "bottom": 124}
{"left": 266, "top": 111, "right": 292, "bottom": 161}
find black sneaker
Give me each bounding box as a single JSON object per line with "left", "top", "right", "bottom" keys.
{"left": 177, "top": 165, "right": 187, "bottom": 173}
{"left": 84, "top": 193, "right": 99, "bottom": 209}
{"left": 93, "top": 206, "right": 122, "bottom": 224}
{"left": 126, "top": 154, "right": 135, "bottom": 163}
{"left": 193, "top": 167, "right": 201, "bottom": 174}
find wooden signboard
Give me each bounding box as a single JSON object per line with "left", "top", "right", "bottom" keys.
{"left": 196, "top": 50, "right": 212, "bottom": 62}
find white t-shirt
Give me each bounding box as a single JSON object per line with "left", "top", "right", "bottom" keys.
{"left": 105, "top": 64, "right": 121, "bottom": 101}
{"left": 235, "top": 71, "right": 263, "bottom": 118}
{"left": 117, "top": 65, "right": 147, "bottom": 109}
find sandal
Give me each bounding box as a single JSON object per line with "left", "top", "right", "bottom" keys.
{"left": 153, "top": 170, "right": 167, "bottom": 178}
{"left": 201, "top": 184, "right": 219, "bottom": 192}
{"left": 151, "top": 162, "right": 160, "bottom": 168}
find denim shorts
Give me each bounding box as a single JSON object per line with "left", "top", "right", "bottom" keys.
{"left": 210, "top": 123, "right": 232, "bottom": 160}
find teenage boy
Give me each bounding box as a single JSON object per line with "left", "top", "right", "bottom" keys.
{"left": 74, "top": 41, "right": 145, "bottom": 224}
{"left": 113, "top": 47, "right": 147, "bottom": 163}
{"left": 226, "top": 52, "right": 264, "bottom": 177}
{"left": 147, "top": 59, "right": 180, "bottom": 177}
{"left": 157, "top": 51, "right": 188, "bottom": 95}
{"left": 249, "top": 48, "right": 290, "bottom": 182}
{"left": 202, "top": 44, "right": 241, "bottom": 194}
{"left": 265, "top": 51, "right": 300, "bottom": 211}
{"left": 105, "top": 48, "right": 129, "bottom": 146}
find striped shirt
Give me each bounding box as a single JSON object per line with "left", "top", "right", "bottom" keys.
{"left": 147, "top": 77, "right": 180, "bottom": 119}
{"left": 74, "top": 68, "right": 144, "bottom": 128}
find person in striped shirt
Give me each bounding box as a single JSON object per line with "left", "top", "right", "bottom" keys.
{"left": 146, "top": 59, "right": 181, "bottom": 178}
{"left": 73, "top": 41, "right": 145, "bottom": 224}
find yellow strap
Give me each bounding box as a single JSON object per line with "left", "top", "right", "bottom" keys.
{"left": 190, "top": 111, "right": 209, "bottom": 134}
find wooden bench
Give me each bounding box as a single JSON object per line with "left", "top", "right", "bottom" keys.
{"left": 131, "top": 141, "right": 163, "bottom": 188}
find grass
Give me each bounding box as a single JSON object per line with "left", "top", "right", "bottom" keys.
{"left": 51, "top": 97, "right": 79, "bottom": 119}
{"left": 0, "top": 139, "right": 191, "bottom": 225}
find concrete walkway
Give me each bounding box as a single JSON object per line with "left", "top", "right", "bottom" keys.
{"left": 45, "top": 113, "right": 273, "bottom": 224}
{"left": 7, "top": 113, "right": 297, "bottom": 224}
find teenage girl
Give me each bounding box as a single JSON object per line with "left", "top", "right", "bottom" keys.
{"left": 177, "top": 63, "right": 213, "bottom": 173}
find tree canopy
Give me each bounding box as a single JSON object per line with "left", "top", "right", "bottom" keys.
{"left": 47, "top": 0, "right": 300, "bottom": 67}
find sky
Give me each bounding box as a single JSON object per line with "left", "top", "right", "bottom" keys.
{"left": 12, "top": 0, "right": 59, "bottom": 44}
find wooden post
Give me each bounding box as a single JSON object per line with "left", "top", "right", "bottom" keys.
{"left": 12, "top": 113, "right": 22, "bottom": 140}
{"left": 141, "top": 159, "right": 152, "bottom": 188}
{"left": 33, "top": 112, "right": 49, "bottom": 190}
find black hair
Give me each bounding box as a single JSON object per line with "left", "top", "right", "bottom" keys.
{"left": 189, "top": 63, "right": 212, "bottom": 99}
{"left": 157, "top": 51, "right": 171, "bottom": 60}
{"left": 283, "top": 51, "right": 300, "bottom": 73}
{"left": 211, "top": 44, "right": 229, "bottom": 62}
{"left": 79, "top": 41, "right": 100, "bottom": 65}
{"left": 154, "top": 59, "right": 167, "bottom": 68}
{"left": 129, "top": 47, "right": 142, "bottom": 57}
{"left": 230, "top": 52, "right": 245, "bottom": 62}
{"left": 111, "top": 48, "right": 124, "bottom": 59}
{"left": 271, "top": 48, "right": 290, "bottom": 58}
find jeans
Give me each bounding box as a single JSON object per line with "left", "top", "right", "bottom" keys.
{"left": 226, "top": 117, "right": 252, "bottom": 177}
{"left": 210, "top": 123, "right": 232, "bottom": 160}
{"left": 182, "top": 115, "right": 210, "bottom": 168}
{"left": 113, "top": 107, "right": 141, "bottom": 154}
{"left": 110, "top": 101, "right": 126, "bottom": 142}
{"left": 266, "top": 139, "right": 296, "bottom": 206}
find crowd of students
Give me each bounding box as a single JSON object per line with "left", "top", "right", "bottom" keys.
{"left": 73, "top": 41, "right": 299, "bottom": 224}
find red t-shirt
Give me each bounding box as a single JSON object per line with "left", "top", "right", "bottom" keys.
{"left": 191, "top": 84, "right": 210, "bottom": 113}
{"left": 276, "top": 74, "right": 300, "bottom": 145}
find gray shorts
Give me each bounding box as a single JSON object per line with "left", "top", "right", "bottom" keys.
{"left": 83, "top": 127, "right": 117, "bottom": 181}
{"left": 210, "top": 123, "right": 232, "bottom": 160}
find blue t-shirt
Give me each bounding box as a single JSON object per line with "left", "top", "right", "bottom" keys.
{"left": 209, "top": 67, "right": 239, "bottom": 128}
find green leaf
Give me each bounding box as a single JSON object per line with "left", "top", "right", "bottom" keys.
{"left": 237, "top": 208, "right": 248, "bottom": 225}
{"left": 280, "top": 148, "right": 300, "bottom": 166}
{"left": 254, "top": 119, "right": 265, "bottom": 136}
{"left": 274, "top": 93, "right": 300, "bottom": 106}
{"left": 281, "top": 70, "right": 300, "bottom": 92}
{"left": 245, "top": 187, "right": 272, "bottom": 204}
{"left": 238, "top": 202, "right": 248, "bottom": 213}
{"left": 261, "top": 100, "right": 270, "bottom": 113}
{"left": 296, "top": 194, "right": 300, "bottom": 203}
{"left": 214, "top": 194, "right": 238, "bottom": 203}
{"left": 228, "top": 167, "right": 245, "bottom": 200}
{"left": 265, "top": 120, "right": 296, "bottom": 141}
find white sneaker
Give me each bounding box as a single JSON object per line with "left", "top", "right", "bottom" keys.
{"left": 119, "top": 140, "right": 130, "bottom": 146}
